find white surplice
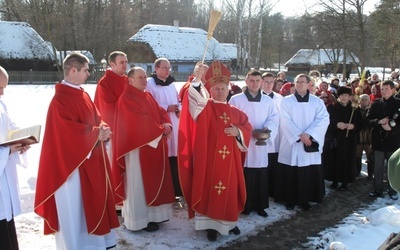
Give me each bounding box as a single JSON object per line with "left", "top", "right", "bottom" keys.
{"left": 229, "top": 92, "right": 279, "bottom": 168}
{"left": 278, "top": 94, "right": 329, "bottom": 167}
{"left": 265, "top": 92, "right": 283, "bottom": 153}
{"left": 122, "top": 135, "right": 173, "bottom": 231}
{"left": 0, "top": 99, "right": 23, "bottom": 222}
{"left": 146, "top": 78, "right": 179, "bottom": 157}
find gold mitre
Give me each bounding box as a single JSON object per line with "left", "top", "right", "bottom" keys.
{"left": 204, "top": 61, "right": 231, "bottom": 87}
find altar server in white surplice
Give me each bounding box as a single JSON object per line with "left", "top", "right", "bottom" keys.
{"left": 261, "top": 72, "right": 283, "bottom": 198}
{"left": 0, "top": 66, "right": 31, "bottom": 249}
{"left": 146, "top": 58, "right": 182, "bottom": 199}
{"left": 229, "top": 70, "right": 279, "bottom": 218}
{"left": 274, "top": 73, "right": 329, "bottom": 211}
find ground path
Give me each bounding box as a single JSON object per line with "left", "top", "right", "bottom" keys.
{"left": 222, "top": 177, "right": 375, "bottom": 249}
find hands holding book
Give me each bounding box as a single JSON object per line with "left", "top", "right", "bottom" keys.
{"left": 9, "top": 143, "right": 30, "bottom": 154}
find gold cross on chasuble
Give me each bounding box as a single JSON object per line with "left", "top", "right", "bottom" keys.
{"left": 214, "top": 181, "right": 226, "bottom": 195}
{"left": 219, "top": 112, "right": 230, "bottom": 124}
{"left": 218, "top": 145, "right": 230, "bottom": 159}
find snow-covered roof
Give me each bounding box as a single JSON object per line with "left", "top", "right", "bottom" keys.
{"left": 0, "top": 21, "right": 54, "bottom": 60}
{"left": 56, "top": 50, "right": 96, "bottom": 65}
{"left": 127, "top": 24, "right": 233, "bottom": 62}
{"left": 220, "top": 43, "right": 237, "bottom": 60}
{"left": 284, "top": 49, "right": 360, "bottom": 66}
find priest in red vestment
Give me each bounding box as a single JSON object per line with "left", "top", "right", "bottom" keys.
{"left": 34, "top": 52, "right": 119, "bottom": 249}
{"left": 112, "top": 67, "right": 175, "bottom": 232}
{"left": 178, "top": 61, "right": 252, "bottom": 242}
{"left": 94, "top": 51, "right": 128, "bottom": 131}
{"left": 94, "top": 51, "right": 129, "bottom": 167}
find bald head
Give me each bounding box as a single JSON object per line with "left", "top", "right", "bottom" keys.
{"left": 0, "top": 66, "right": 9, "bottom": 96}
{"left": 127, "top": 67, "right": 148, "bottom": 91}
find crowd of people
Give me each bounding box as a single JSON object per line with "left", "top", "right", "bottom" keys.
{"left": 2, "top": 51, "right": 400, "bottom": 249}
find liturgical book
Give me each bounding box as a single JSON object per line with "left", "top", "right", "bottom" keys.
{"left": 0, "top": 125, "right": 42, "bottom": 146}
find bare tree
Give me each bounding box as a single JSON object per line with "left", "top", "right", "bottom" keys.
{"left": 225, "top": 0, "right": 247, "bottom": 75}
{"left": 313, "top": 0, "right": 370, "bottom": 77}
{"left": 369, "top": 0, "right": 400, "bottom": 71}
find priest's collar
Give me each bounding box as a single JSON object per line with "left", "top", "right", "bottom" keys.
{"left": 263, "top": 91, "right": 274, "bottom": 99}
{"left": 294, "top": 90, "right": 310, "bottom": 102}
{"left": 244, "top": 87, "right": 262, "bottom": 102}
{"left": 151, "top": 73, "right": 176, "bottom": 86}
{"left": 61, "top": 80, "right": 81, "bottom": 90}
{"left": 212, "top": 99, "right": 227, "bottom": 104}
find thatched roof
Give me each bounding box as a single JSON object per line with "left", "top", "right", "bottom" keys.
{"left": 0, "top": 21, "right": 54, "bottom": 60}
{"left": 285, "top": 49, "right": 359, "bottom": 67}
{"left": 126, "top": 24, "right": 234, "bottom": 62}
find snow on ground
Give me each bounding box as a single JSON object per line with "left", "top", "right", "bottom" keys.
{"left": 3, "top": 83, "right": 400, "bottom": 249}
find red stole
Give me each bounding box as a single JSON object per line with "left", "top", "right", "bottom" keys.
{"left": 112, "top": 85, "right": 175, "bottom": 206}
{"left": 34, "top": 83, "right": 119, "bottom": 235}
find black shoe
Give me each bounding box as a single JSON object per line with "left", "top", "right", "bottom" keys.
{"left": 301, "top": 202, "right": 311, "bottom": 210}
{"left": 389, "top": 193, "right": 398, "bottom": 200}
{"left": 369, "top": 192, "right": 383, "bottom": 198}
{"left": 143, "top": 222, "right": 159, "bottom": 232}
{"left": 229, "top": 226, "right": 241, "bottom": 235}
{"left": 330, "top": 182, "right": 338, "bottom": 189}
{"left": 286, "top": 204, "right": 295, "bottom": 210}
{"left": 106, "top": 245, "right": 117, "bottom": 250}
{"left": 256, "top": 209, "right": 268, "bottom": 217}
{"left": 301, "top": 202, "right": 311, "bottom": 211}
{"left": 339, "top": 184, "right": 348, "bottom": 191}
{"left": 207, "top": 229, "right": 218, "bottom": 242}
{"left": 241, "top": 209, "right": 250, "bottom": 215}
{"left": 116, "top": 209, "right": 121, "bottom": 216}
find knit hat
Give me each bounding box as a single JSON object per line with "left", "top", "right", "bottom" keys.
{"left": 337, "top": 86, "right": 352, "bottom": 96}
{"left": 279, "top": 82, "right": 294, "bottom": 96}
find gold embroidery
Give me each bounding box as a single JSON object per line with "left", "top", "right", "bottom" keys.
{"left": 218, "top": 145, "right": 230, "bottom": 159}
{"left": 214, "top": 181, "right": 226, "bottom": 195}
{"left": 219, "top": 112, "right": 230, "bottom": 124}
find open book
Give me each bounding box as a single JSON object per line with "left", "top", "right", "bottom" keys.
{"left": 0, "top": 125, "right": 42, "bottom": 146}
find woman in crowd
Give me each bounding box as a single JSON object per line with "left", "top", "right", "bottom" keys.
{"left": 329, "top": 87, "right": 363, "bottom": 190}
{"left": 321, "top": 91, "right": 337, "bottom": 188}
{"left": 315, "top": 80, "right": 329, "bottom": 96}
{"left": 274, "top": 78, "right": 284, "bottom": 93}
{"left": 369, "top": 84, "right": 381, "bottom": 101}
{"left": 279, "top": 82, "right": 295, "bottom": 97}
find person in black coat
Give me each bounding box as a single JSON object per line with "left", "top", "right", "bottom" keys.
{"left": 329, "top": 86, "right": 363, "bottom": 190}
{"left": 367, "top": 80, "right": 400, "bottom": 200}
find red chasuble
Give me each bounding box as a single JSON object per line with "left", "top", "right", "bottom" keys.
{"left": 94, "top": 69, "right": 128, "bottom": 130}
{"left": 34, "top": 83, "right": 119, "bottom": 235}
{"left": 112, "top": 85, "right": 175, "bottom": 206}
{"left": 179, "top": 95, "right": 252, "bottom": 221}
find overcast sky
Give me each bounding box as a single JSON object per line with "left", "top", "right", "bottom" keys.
{"left": 271, "top": 0, "right": 380, "bottom": 17}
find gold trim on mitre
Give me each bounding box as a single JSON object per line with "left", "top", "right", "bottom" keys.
{"left": 205, "top": 61, "right": 231, "bottom": 88}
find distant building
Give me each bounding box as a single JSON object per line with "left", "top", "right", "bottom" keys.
{"left": 125, "top": 23, "right": 236, "bottom": 79}
{"left": 0, "top": 21, "right": 56, "bottom": 71}
{"left": 220, "top": 43, "right": 237, "bottom": 70}
{"left": 56, "top": 50, "right": 96, "bottom": 65}
{"left": 284, "top": 49, "right": 360, "bottom": 75}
